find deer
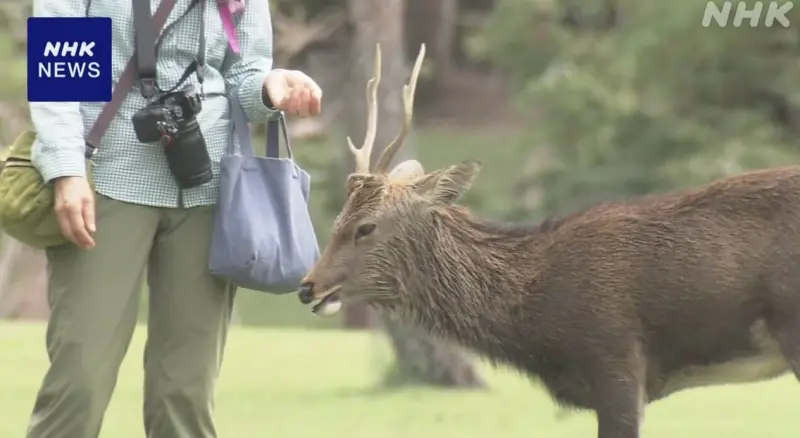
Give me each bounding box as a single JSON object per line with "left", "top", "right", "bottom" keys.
{"left": 296, "top": 43, "right": 800, "bottom": 438}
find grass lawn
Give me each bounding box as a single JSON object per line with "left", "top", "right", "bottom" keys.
{"left": 1, "top": 321, "right": 798, "bottom": 437}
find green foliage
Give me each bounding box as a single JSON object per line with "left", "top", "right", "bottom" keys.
{"left": 481, "top": 0, "right": 800, "bottom": 216}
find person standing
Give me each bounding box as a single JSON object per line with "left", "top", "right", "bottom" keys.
{"left": 27, "top": 1, "right": 322, "bottom": 437}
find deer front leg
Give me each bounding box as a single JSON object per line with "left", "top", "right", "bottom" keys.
{"left": 591, "top": 372, "right": 645, "bottom": 438}
{"left": 589, "top": 344, "right": 647, "bottom": 438}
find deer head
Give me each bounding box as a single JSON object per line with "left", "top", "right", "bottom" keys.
{"left": 297, "top": 43, "right": 483, "bottom": 316}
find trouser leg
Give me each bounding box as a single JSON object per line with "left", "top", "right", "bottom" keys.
{"left": 26, "top": 194, "right": 160, "bottom": 438}
{"left": 143, "top": 205, "right": 236, "bottom": 438}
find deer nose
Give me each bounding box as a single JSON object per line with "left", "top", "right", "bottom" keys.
{"left": 298, "top": 282, "right": 315, "bottom": 304}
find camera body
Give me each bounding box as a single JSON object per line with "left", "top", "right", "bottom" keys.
{"left": 132, "top": 85, "right": 212, "bottom": 189}
{"left": 132, "top": 85, "right": 203, "bottom": 142}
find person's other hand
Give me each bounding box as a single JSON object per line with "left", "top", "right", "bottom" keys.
{"left": 53, "top": 176, "right": 96, "bottom": 249}
{"left": 264, "top": 69, "right": 322, "bottom": 117}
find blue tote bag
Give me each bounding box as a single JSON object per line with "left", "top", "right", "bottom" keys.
{"left": 209, "top": 99, "right": 319, "bottom": 293}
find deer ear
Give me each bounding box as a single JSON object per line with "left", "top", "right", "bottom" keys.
{"left": 412, "top": 160, "right": 482, "bottom": 204}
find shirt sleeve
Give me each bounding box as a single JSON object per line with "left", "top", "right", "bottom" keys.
{"left": 220, "top": 0, "right": 280, "bottom": 123}
{"left": 29, "top": 0, "right": 90, "bottom": 182}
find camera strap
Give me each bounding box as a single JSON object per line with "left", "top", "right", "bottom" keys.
{"left": 197, "top": 1, "right": 207, "bottom": 88}
{"left": 170, "top": 0, "right": 207, "bottom": 93}
{"left": 85, "top": 0, "right": 178, "bottom": 159}
{"left": 131, "top": 0, "right": 163, "bottom": 99}
{"left": 134, "top": 0, "right": 207, "bottom": 99}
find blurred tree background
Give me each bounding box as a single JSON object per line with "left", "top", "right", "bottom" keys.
{"left": 2, "top": 0, "right": 799, "bottom": 388}
{"left": 482, "top": 0, "right": 800, "bottom": 217}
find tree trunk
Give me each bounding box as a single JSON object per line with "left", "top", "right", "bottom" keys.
{"left": 343, "top": 0, "right": 485, "bottom": 389}
{"left": 0, "top": 236, "right": 50, "bottom": 320}
{"left": 406, "top": 0, "right": 458, "bottom": 85}
{"left": 381, "top": 317, "right": 485, "bottom": 388}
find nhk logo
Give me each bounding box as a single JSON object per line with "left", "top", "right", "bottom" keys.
{"left": 38, "top": 41, "right": 101, "bottom": 80}
{"left": 27, "top": 17, "right": 112, "bottom": 102}
{"left": 702, "top": 1, "right": 793, "bottom": 28}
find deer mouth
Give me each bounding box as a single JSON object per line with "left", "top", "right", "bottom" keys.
{"left": 311, "top": 285, "right": 343, "bottom": 317}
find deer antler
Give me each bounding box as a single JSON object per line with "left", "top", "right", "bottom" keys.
{"left": 373, "top": 44, "right": 426, "bottom": 174}
{"left": 347, "top": 44, "right": 382, "bottom": 174}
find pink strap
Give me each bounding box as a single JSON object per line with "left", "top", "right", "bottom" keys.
{"left": 218, "top": 5, "right": 240, "bottom": 54}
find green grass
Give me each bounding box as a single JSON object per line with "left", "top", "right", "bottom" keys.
{"left": 2, "top": 321, "right": 798, "bottom": 437}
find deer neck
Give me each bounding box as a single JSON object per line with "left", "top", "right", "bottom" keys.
{"left": 388, "top": 206, "right": 546, "bottom": 348}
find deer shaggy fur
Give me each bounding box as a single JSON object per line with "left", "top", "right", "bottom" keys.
{"left": 298, "top": 44, "right": 800, "bottom": 438}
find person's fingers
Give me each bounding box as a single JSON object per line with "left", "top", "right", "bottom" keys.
{"left": 74, "top": 226, "right": 94, "bottom": 249}
{"left": 299, "top": 76, "right": 322, "bottom": 116}
{"left": 308, "top": 87, "right": 321, "bottom": 116}
{"left": 59, "top": 202, "right": 85, "bottom": 247}
{"left": 308, "top": 81, "right": 322, "bottom": 104}
{"left": 52, "top": 178, "right": 96, "bottom": 249}
{"left": 269, "top": 70, "right": 324, "bottom": 116}
{"left": 78, "top": 212, "right": 96, "bottom": 248}
{"left": 271, "top": 86, "right": 288, "bottom": 110}
{"left": 266, "top": 73, "right": 288, "bottom": 109}
{"left": 67, "top": 203, "right": 93, "bottom": 249}
{"left": 83, "top": 194, "right": 96, "bottom": 234}
{"left": 54, "top": 202, "right": 76, "bottom": 245}
{"left": 297, "top": 88, "right": 310, "bottom": 118}
{"left": 278, "top": 86, "right": 291, "bottom": 114}
{"left": 288, "top": 87, "right": 302, "bottom": 115}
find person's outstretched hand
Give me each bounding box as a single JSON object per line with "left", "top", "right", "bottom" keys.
{"left": 53, "top": 176, "right": 96, "bottom": 249}
{"left": 264, "top": 69, "right": 322, "bottom": 117}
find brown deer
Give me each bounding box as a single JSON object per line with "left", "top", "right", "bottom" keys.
{"left": 297, "top": 43, "right": 800, "bottom": 438}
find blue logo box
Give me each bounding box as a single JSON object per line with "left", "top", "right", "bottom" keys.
{"left": 27, "top": 17, "right": 112, "bottom": 102}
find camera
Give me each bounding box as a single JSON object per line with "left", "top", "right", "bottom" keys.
{"left": 132, "top": 85, "right": 213, "bottom": 189}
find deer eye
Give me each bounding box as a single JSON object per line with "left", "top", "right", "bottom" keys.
{"left": 354, "top": 223, "right": 376, "bottom": 241}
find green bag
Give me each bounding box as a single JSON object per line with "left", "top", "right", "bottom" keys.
{"left": 0, "top": 130, "right": 76, "bottom": 248}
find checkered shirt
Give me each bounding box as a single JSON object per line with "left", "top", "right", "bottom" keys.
{"left": 30, "top": 0, "right": 279, "bottom": 208}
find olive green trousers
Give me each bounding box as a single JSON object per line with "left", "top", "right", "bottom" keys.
{"left": 26, "top": 194, "right": 236, "bottom": 438}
